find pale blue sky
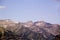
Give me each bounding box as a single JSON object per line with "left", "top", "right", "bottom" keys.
{"left": 0, "top": 0, "right": 60, "bottom": 24}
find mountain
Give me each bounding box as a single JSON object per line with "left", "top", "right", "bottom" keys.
{"left": 34, "top": 21, "right": 60, "bottom": 36}
{"left": 0, "top": 19, "right": 60, "bottom": 40}
{"left": 0, "top": 19, "right": 18, "bottom": 28}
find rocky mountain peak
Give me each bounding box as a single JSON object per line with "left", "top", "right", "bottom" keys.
{"left": 24, "top": 21, "right": 33, "bottom": 27}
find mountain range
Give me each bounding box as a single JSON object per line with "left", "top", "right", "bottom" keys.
{"left": 0, "top": 19, "right": 60, "bottom": 40}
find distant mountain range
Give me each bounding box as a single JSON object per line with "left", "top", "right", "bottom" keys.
{"left": 0, "top": 19, "right": 60, "bottom": 40}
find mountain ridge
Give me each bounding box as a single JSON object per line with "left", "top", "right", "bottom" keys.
{"left": 0, "top": 19, "right": 60, "bottom": 40}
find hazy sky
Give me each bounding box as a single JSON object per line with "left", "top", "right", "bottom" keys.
{"left": 0, "top": 0, "right": 60, "bottom": 24}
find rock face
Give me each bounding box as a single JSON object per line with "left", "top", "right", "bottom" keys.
{"left": 0, "top": 19, "right": 17, "bottom": 28}
{"left": 0, "top": 19, "right": 60, "bottom": 40}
